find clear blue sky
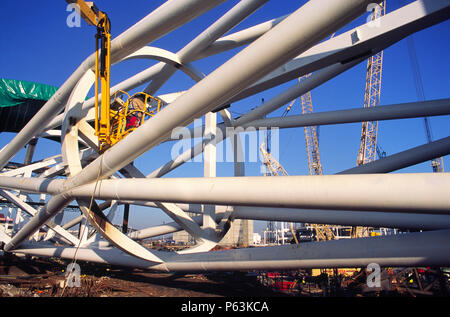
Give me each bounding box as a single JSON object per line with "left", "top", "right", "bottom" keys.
{"left": 0, "top": 1, "right": 449, "bottom": 234}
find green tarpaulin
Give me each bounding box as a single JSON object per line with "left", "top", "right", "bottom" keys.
{"left": 0, "top": 78, "right": 58, "bottom": 108}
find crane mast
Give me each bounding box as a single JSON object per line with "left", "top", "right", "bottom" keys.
{"left": 260, "top": 143, "right": 296, "bottom": 244}
{"left": 297, "top": 76, "right": 335, "bottom": 241}
{"left": 356, "top": 2, "right": 385, "bottom": 166}
{"left": 353, "top": 2, "right": 386, "bottom": 238}
{"left": 260, "top": 143, "right": 289, "bottom": 177}
{"left": 263, "top": 78, "right": 336, "bottom": 242}
{"left": 299, "top": 74, "right": 323, "bottom": 176}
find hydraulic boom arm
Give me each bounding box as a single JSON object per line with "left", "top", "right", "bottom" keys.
{"left": 66, "top": 1, "right": 111, "bottom": 152}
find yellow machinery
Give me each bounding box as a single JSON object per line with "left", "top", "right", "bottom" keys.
{"left": 260, "top": 143, "right": 298, "bottom": 244}
{"left": 353, "top": 1, "right": 386, "bottom": 238}
{"left": 296, "top": 35, "right": 338, "bottom": 242}
{"left": 66, "top": 1, "right": 164, "bottom": 152}
{"left": 356, "top": 1, "right": 386, "bottom": 167}
{"left": 290, "top": 74, "right": 336, "bottom": 242}
{"left": 259, "top": 143, "right": 337, "bottom": 244}
{"left": 65, "top": 1, "right": 111, "bottom": 151}
{"left": 299, "top": 73, "right": 323, "bottom": 177}
{"left": 108, "top": 91, "right": 164, "bottom": 148}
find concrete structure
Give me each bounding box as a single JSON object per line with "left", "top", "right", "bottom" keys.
{"left": 173, "top": 219, "right": 253, "bottom": 247}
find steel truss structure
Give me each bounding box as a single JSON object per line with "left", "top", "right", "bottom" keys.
{"left": 1, "top": 0, "right": 450, "bottom": 272}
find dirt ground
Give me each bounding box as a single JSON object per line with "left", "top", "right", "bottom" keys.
{"left": 1, "top": 254, "right": 449, "bottom": 298}
{"left": 0, "top": 254, "right": 286, "bottom": 297}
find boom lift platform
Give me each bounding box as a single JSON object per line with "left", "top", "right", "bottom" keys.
{"left": 66, "top": 1, "right": 164, "bottom": 152}
{"left": 109, "top": 91, "right": 164, "bottom": 148}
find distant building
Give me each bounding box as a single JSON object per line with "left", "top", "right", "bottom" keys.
{"left": 172, "top": 229, "right": 195, "bottom": 245}
{"left": 252, "top": 232, "right": 262, "bottom": 245}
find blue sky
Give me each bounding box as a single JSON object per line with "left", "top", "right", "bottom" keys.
{"left": 0, "top": 1, "right": 449, "bottom": 234}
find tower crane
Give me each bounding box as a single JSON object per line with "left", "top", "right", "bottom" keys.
{"left": 260, "top": 143, "right": 296, "bottom": 244}
{"left": 260, "top": 142, "right": 334, "bottom": 243}
{"left": 353, "top": 1, "right": 386, "bottom": 238}
{"left": 296, "top": 31, "right": 342, "bottom": 241}
{"left": 299, "top": 74, "right": 323, "bottom": 176}
{"left": 356, "top": 1, "right": 386, "bottom": 167}
{"left": 298, "top": 75, "right": 335, "bottom": 241}
{"left": 276, "top": 58, "right": 337, "bottom": 241}
{"left": 260, "top": 143, "right": 289, "bottom": 177}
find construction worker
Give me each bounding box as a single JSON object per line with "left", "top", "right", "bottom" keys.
{"left": 126, "top": 93, "right": 147, "bottom": 130}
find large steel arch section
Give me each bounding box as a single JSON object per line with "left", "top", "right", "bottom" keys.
{"left": 59, "top": 47, "right": 233, "bottom": 261}
{"left": 0, "top": 0, "right": 449, "bottom": 271}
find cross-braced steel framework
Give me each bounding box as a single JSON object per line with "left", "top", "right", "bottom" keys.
{"left": 357, "top": 1, "right": 386, "bottom": 167}
{"left": 0, "top": 0, "right": 450, "bottom": 272}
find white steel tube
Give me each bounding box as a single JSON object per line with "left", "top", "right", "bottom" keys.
{"left": 1, "top": 0, "right": 381, "bottom": 251}
{"left": 339, "top": 136, "right": 450, "bottom": 174}
{"left": 4, "top": 194, "right": 72, "bottom": 252}
{"left": 195, "top": 15, "right": 288, "bottom": 60}
{"left": 129, "top": 207, "right": 450, "bottom": 240}
{"left": 11, "top": 230, "right": 450, "bottom": 271}
{"left": 150, "top": 60, "right": 363, "bottom": 178}
{"left": 145, "top": 0, "right": 270, "bottom": 94}
{"left": 233, "top": 207, "right": 450, "bottom": 231}
{"left": 61, "top": 173, "right": 450, "bottom": 214}
{"left": 3, "top": 175, "right": 450, "bottom": 239}
{"left": 108, "top": 0, "right": 226, "bottom": 62}
{"left": 2, "top": 173, "right": 449, "bottom": 215}
{"left": 67, "top": 0, "right": 376, "bottom": 189}
{"left": 244, "top": 98, "right": 450, "bottom": 130}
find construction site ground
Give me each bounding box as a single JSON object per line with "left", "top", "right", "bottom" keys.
{"left": 0, "top": 254, "right": 287, "bottom": 297}
{"left": 0, "top": 253, "right": 449, "bottom": 300}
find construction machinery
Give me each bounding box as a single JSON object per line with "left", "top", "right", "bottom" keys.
{"left": 260, "top": 143, "right": 297, "bottom": 244}
{"left": 270, "top": 75, "right": 338, "bottom": 242}
{"left": 108, "top": 91, "right": 165, "bottom": 149}
{"left": 260, "top": 142, "right": 289, "bottom": 177}
{"left": 260, "top": 142, "right": 335, "bottom": 243}
{"left": 356, "top": 1, "right": 386, "bottom": 167}
{"left": 65, "top": 1, "right": 112, "bottom": 151}
{"left": 299, "top": 74, "right": 323, "bottom": 176}
{"left": 297, "top": 76, "right": 336, "bottom": 241}
{"left": 353, "top": 1, "right": 386, "bottom": 238}
{"left": 1, "top": 0, "right": 449, "bottom": 277}
{"left": 66, "top": 1, "right": 164, "bottom": 152}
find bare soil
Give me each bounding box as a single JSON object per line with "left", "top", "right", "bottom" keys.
{"left": 0, "top": 254, "right": 286, "bottom": 297}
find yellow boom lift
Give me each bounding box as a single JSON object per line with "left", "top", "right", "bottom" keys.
{"left": 65, "top": 1, "right": 164, "bottom": 152}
